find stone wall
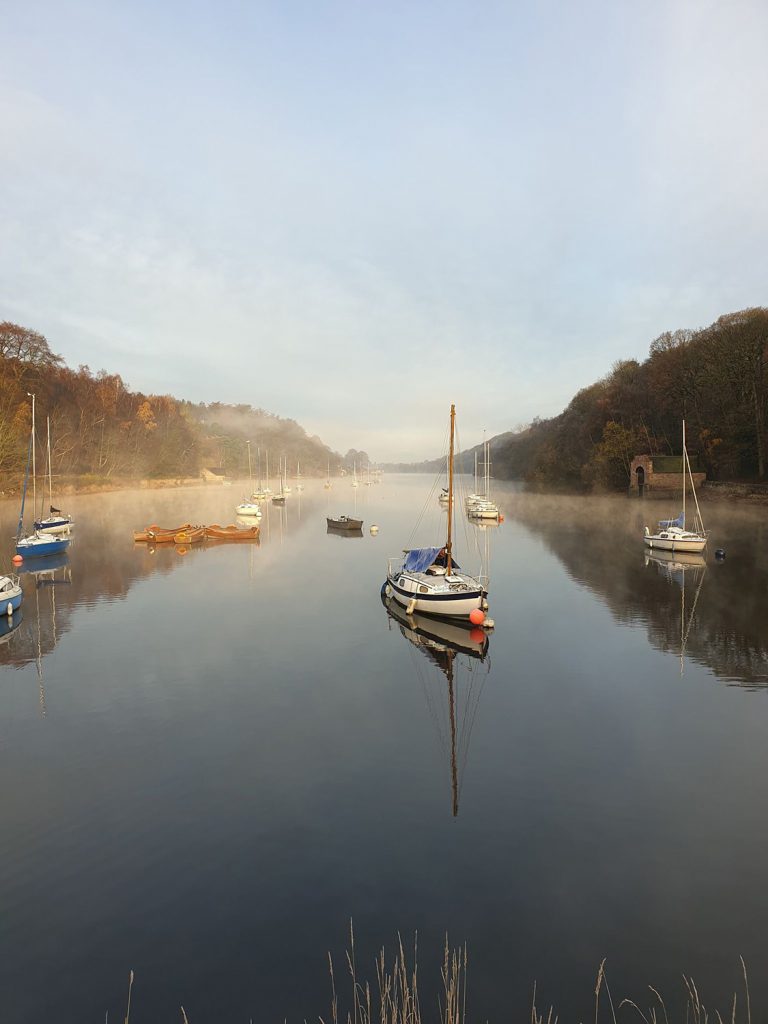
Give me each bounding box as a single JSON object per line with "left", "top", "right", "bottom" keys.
{"left": 629, "top": 455, "right": 706, "bottom": 496}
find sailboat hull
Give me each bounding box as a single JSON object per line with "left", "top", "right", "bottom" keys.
{"left": 16, "top": 534, "right": 70, "bottom": 558}
{"left": 643, "top": 535, "right": 707, "bottom": 553}
{"left": 385, "top": 572, "right": 485, "bottom": 620}
{"left": 467, "top": 504, "right": 499, "bottom": 519}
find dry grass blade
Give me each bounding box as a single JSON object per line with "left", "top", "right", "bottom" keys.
{"left": 740, "top": 957, "right": 750, "bottom": 1024}
{"left": 124, "top": 969, "right": 134, "bottom": 1024}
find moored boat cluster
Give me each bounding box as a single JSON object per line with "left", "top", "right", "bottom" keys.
{"left": 132, "top": 523, "right": 261, "bottom": 544}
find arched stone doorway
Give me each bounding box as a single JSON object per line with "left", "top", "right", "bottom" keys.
{"left": 635, "top": 465, "right": 645, "bottom": 496}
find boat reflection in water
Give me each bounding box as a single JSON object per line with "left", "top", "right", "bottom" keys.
{"left": 14, "top": 554, "right": 71, "bottom": 715}
{"left": 16, "top": 551, "right": 70, "bottom": 577}
{"left": 381, "top": 586, "right": 490, "bottom": 817}
{"left": 644, "top": 548, "right": 707, "bottom": 676}
{"left": 326, "top": 524, "right": 363, "bottom": 539}
{"left": 0, "top": 609, "right": 24, "bottom": 647}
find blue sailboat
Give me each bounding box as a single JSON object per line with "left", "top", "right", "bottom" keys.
{"left": 16, "top": 394, "right": 70, "bottom": 560}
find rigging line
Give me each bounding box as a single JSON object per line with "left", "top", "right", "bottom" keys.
{"left": 456, "top": 671, "right": 493, "bottom": 798}
{"left": 405, "top": 631, "right": 451, "bottom": 758}
{"left": 454, "top": 423, "right": 485, "bottom": 574}
{"left": 406, "top": 424, "right": 450, "bottom": 549}
{"left": 681, "top": 565, "right": 707, "bottom": 659}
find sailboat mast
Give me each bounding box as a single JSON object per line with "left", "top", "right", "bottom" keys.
{"left": 682, "top": 420, "right": 686, "bottom": 527}
{"left": 16, "top": 394, "right": 34, "bottom": 540}
{"left": 446, "top": 404, "right": 455, "bottom": 575}
{"left": 447, "top": 651, "right": 459, "bottom": 818}
{"left": 31, "top": 392, "right": 36, "bottom": 517}
{"left": 47, "top": 416, "right": 53, "bottom": 514}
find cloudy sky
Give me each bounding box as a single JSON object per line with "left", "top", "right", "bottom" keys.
{"left": 1, "top": 0, "right": 766, "bottom": 461}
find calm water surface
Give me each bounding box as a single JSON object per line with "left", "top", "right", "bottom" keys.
{"left": 1, "top": 477, "right": 767, "bottom": 1022}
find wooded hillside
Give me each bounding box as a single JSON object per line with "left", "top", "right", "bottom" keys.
{"left": 0, "top": 321, "right": 341, "bottom": 485}
{"left": 494, "top": 307, "right": 768, "bottom": 489}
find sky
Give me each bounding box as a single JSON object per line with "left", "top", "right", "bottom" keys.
{"left": 1, "top": 0, "right": 766, "bottom": 462}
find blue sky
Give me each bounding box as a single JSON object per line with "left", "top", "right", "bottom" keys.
{"left": 1, "top": 0, "right": 766, "bottom": 460}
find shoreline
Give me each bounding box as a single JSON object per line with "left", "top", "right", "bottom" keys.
{"left": 1, "top": 474, "right": 767, "bottom": 503}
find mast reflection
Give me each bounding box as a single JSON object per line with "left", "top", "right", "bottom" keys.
{"left": 382, "top": 589, "right": 490, "bottom": 817}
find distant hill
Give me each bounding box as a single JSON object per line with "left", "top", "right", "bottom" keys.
{"left": 383, "top": 430, "right": 518, "bottom": 475}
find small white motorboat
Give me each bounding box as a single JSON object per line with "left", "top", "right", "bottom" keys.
{"left": 236, "top": 501, "right": 262, "bottom": 518}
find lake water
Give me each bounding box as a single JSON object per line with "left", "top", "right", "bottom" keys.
{"left": 1, "top": 477, "right": 767, "bottom": 1022}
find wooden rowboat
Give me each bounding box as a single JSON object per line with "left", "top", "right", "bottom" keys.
{"left": 205, "top": 523, "right": 260, "bottom": 541}
{"left": 174, "top": 527, "right": 205, "bottom": 545}
{"left": 133, "top": 523, "right": 194, "bottom": 543}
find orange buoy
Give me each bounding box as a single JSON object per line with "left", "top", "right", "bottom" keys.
{"left": 469, "top": 608, "right": 485, "bottom": 626}
{"left": 12, "top": 554, "right": 23, "bottom": 564}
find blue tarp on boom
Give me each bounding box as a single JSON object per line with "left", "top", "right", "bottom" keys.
{"left": 658, "top": 512, "right": 684, "bottom": 529}
{"left": 403, "top": 547, "right": 443, "bottom": 573}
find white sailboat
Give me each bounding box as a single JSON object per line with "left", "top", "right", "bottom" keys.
{"left": 351, "top": 461, "right": 359, "bottom": 488}
{"left": 271, "top": 456, "right": 287, "bottom": 505}
{"left": 35, "top": 417, "right": 74, "bottom": 534}
{"left": 324, "top": 461, "right": 332, "bottom": 489}
{"left": 644, "top": 421, "right": 707, "bottom": 554}
{"left": 295, "top": 460, "right": 304, "bottom": 492}
{"left": 251, "top": 447, "right": 267, "bottom": 500}
{"left": 16, "top": 394, "right": 71, "bottom": 560}
{"left": 466, "top": 438, "right": 499, "bottom": 519}
{"left": 384, "top": 406, "right": 490, "bottom": 622}
{"left": 236, "top": 441, "right": 262, "bottom": 518}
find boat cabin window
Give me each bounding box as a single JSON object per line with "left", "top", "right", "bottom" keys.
{"left": 418, "top": 585, "right": 428, "bottom": 593}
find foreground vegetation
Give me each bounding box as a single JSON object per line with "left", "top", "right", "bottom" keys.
{"left": 493, "top": 308, "right": 768, "bottom": 490}
{"left": 0, "top": 321, "right": 355, "bottom": 486}
{"left": 115, "top": 932, "right": 754, "bottom": 1023}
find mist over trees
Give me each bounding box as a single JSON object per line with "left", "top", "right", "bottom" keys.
{"left": 493, "top": 307, "right": 768, "bottom": 489}
{"left": 0, "top": 321, "right": 341, "bottom": 484}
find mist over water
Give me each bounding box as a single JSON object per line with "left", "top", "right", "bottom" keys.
{"left": 0, "top": 477, "right": 766, "bottom": 1022}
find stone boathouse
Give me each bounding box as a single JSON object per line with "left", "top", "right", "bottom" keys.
{"left": 629, "top": 454, "right": 706, "bottom": 497}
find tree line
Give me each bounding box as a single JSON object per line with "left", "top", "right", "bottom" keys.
{"left": 494, "top": 307, "right": 768, "bottom": 489}
{"left": 0, "top": 322, "right": 341, "bottom": 486}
